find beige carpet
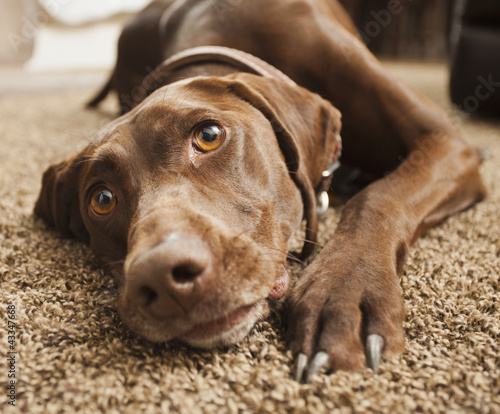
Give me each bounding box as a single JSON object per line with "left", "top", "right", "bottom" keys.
{"left": 1, "top": 63, "right": 499, "bottom": 413}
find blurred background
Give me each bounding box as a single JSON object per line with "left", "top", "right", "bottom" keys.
{"left": 0, "top": 0, "right": 498, "bottom": 115}
{"left": 0, "top": 0, "right": 150, "bottom": 94}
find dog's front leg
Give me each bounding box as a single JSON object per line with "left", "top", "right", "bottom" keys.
{"left": 286, "top": 130, "right": 486, "bottom": 383}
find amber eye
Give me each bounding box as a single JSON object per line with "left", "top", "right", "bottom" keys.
{"left": 90, "top": 187, "right": 117, "bottom": 216}
{"left": 193, "top": 123, "right": 226, "bottom": 152}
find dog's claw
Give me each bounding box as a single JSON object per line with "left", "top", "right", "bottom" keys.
{"left": 294, "top": 336, "right": 383, "bottom": 382}
{"left": 305, "top": 351, "right": 329, "bottom": 383}
{"left": 295, "top": 353, "right": 308, "bottom": 382}
{"left": 366, "top": 334, "right": 384, "bottom": 371}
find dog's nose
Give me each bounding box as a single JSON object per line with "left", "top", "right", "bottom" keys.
{"left": 125, "top": 233, "right": 213, "bottom": 317}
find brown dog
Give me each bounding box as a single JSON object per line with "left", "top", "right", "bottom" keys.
{"left": 35, "top": 0, "right": 486, "bottom": 383}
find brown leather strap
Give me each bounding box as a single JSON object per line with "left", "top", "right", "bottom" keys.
{"left": 156, "top": 46, "right": 296, "bottom": 86}
{"left": 137, "top": 46, "right": 298, "bottom": 103}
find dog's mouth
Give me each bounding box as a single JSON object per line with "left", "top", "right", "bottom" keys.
{"left": 179, "top": 301, "right": 268, "bottom": 347}
{"left": 182, "top": 304, "right": 255, "bottom": 341}
{"left": 179, "top": 267, "right": 289, "bottom": 347}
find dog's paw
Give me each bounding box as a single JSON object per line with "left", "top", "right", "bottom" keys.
{"left": 285, "top": 249, "right": 405, "bottom": 383}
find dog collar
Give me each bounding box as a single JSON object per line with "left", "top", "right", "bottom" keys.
{"left": 141, "top": 45, "right": 297, "bottom": 97}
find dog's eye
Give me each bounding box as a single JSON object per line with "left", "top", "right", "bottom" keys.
{"left": 193, "top": 123, "right": 225, "bottom": 152}
{"left": 90, "top": 187, "right": 117, "bottom": 216}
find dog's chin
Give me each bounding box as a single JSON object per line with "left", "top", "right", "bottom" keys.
{"left": 122, "top": 300, "right": 270, "bottom": 347}
{"left": 179, "top": 301, "right": 269, "bottom": 348}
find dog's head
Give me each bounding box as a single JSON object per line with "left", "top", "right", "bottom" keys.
{"left": 35, "top": 73, "right": 341, "bottom": 347}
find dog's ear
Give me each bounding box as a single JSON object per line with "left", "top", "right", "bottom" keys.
{"left": 35, "top": 152, "right": 89, "bottom": 243}
{"left": 226, "top": 73, "right": 342, "bottom": 258}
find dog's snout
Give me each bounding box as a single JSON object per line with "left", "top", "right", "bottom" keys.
{"left": 125, "top": 234, "right": 212, "bottom": 317}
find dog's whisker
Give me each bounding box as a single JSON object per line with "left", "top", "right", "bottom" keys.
{"left": 259, "top": 245, "right": 289, "bottom": 259}
{"left": 294, "top": 237, "right": 324, "bottom": 248}
{"left": 260, "top": 245, "right": 305, "bottom": 265}
{"left": 106, "top": 259, "right": 125, "bottom": 266}
{"left": 104, "top": 259, "right": 126, "bottom": 270}
{"left": 75, "top": 157, "right": 100, "bottom": 165}
{"left": 75, "top": 151, "right": 103, "bottom": 166}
